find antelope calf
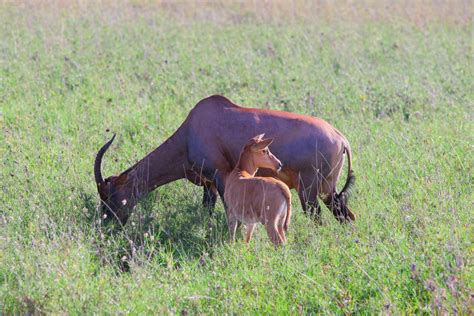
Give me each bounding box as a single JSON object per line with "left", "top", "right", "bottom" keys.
{"left": 224, "top": 134, "right": 292, "bottom": 246}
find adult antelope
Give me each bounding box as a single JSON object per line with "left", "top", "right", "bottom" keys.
{"left": 224, "top": 134, "right": 292, "bottom": 246}
{"left": 95, "top": 95, "right": 355, "bottom": 225}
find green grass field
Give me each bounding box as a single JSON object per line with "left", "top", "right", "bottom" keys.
{"left": 1, "top": 1, "right": 472, "bottom": 314}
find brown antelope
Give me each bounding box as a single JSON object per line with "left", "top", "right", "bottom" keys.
{"left": 95, "top": 95, "right": 355, "bottom": 225}
{"left": 224, "top": 134, "right": 291, "bottom": 246}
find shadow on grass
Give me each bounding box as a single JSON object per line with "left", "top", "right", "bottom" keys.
{"left": 78, "top": 189, "right": 229, "bottom": 272}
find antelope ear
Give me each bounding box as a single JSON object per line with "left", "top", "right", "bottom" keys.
{"left": 251, "top": 138, "right": 274, "bottom": 151}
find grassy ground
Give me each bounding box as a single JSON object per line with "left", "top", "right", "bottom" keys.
{"left": 1, "top": 1, "right": 472, "bottom": 314}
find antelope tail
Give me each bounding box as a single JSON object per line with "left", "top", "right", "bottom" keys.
{"left": 339, "top": 145, "right": 355, "bottom": 198}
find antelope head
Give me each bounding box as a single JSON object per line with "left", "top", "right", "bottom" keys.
{"left": 94, "top": 134, "right": 135, "bottom": 225}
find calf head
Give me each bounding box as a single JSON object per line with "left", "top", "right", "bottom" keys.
{"left": 94, "top": 134, "right": 135, "bottom": 225}
{"left": 244, "top": 134, "right": 283, "bottom": 172}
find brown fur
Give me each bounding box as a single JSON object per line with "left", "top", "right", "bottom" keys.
{"left": 95, "top": 95, "right": 355, "bottom": 225}
{"left": 223, "top": 135, "right": 292, "bottom": 246}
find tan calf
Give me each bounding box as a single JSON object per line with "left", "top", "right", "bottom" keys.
{"left": 224, "top": 134, "right": 292, "bottom": 246}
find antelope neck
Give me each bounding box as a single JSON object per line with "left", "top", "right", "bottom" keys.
{"left": 119, "top": 134, "right": 187, "bottom": 196}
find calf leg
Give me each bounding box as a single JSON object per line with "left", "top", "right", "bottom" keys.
{"left": 277, "top": 216, "right": 287, "bottom": 243}
{"left": 265, "top": 222, "right": 283, "bottom": 246}
{"left": 245, "top": 224, "right": 256, "bottom": 244}
{"left": 227, "top": 215, "right": 238, "bottom": 243}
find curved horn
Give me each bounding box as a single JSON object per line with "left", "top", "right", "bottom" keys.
{"left": 94, "top": 134, "right": 116, "bottom": 185}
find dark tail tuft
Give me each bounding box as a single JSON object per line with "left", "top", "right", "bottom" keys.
{"left": 339, "top": 171, "right": 355, "bottom": 199}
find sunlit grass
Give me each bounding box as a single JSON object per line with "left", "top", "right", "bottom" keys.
{"left": 1, "top": 1, "right": 472, "bottom": 314}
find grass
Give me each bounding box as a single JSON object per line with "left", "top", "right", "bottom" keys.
{"left": 1, "top": 1, "right": 472, "bottom": 314}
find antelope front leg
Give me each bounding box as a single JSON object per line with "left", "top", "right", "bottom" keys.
{"left": 202, "top": 184, "right": 217, "bottom": 215}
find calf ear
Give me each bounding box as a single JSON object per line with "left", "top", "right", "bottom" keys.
{"left": 251, "top": 138, "right": 274, "bottom": 151}
{"left": 252, "top": 134, "right": 265, "bottom": 142}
